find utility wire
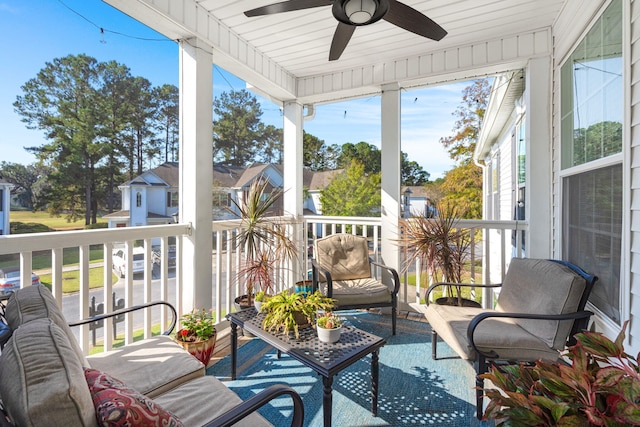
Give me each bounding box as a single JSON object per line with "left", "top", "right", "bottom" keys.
{"left": 56, "top": 0, "right": 172, "bottom": 42}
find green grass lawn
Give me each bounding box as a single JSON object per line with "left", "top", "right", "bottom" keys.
{"left": 39, "top": 267, "right": 119, "bottom": 293}
{"left": 0, "top": 245, "right": 106, "bottom": 270}
{"left": 405, "top": 263, "right": 484, "bottom": 304}
{"left": 10, "top": 211, "right": 107, "bottom": 230}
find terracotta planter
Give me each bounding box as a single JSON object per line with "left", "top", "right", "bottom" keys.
{"left": 175, "top": 331, "right": 217, "bottom": 366}
{"left": 317, "top": 325, "right": 342, "bottom": 343}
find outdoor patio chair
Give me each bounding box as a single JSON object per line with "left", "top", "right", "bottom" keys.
{"left": 424, "top": 258, "right": 598, "bottom": 419}
{"left": 311, "top": 234, "right": 400, "bottom": 335}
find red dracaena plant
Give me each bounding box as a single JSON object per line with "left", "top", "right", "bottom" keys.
{"left": 481, "top": 321, "right": 640, "bottom": 426}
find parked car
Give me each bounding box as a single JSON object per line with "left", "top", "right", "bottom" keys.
{"left": 112, "top": 247, "right": 146, "bottom": 278}
{"left": 152, "top": 245, "right": 176, "bottom": 269}
{"left": 0, "top": 266, "right": 41, "bottom": 294}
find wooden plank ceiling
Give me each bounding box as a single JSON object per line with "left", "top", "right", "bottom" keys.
{"left": 198, "top": 0, "right": 566, "bottom": 79}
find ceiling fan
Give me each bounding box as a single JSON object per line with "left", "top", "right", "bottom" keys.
{"left": 244, "top": 0, "right": 447, "bottom": 61}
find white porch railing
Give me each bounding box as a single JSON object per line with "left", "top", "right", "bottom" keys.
{"left": 0, "top": 216, "right": 527, "bottom": 355}
{"left": 0, "top": 223, "right": 189, "bottom": 354}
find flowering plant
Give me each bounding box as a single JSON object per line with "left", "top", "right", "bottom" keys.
{"left": 176, "top": 309, "right": 216, "bottom": 342}
{"left": 316, "top": 312, "right": 343, "bottom": 329}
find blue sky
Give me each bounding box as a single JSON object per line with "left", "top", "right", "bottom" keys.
{"left": 0, "top": 0, "right": 469, "bottom": 179}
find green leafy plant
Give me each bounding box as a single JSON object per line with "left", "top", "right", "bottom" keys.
{"left": 316, "top": 312, "right": 343, "bottom": 329}
{"left": 176, "top": 309, "right": 216, "bottom": 342}
{"left": 255, "top": 290, "right": 268, "bottom": 302}
{"left": 261, "top": 290, "right": 335, "bottom": 338}
{"left": 481, "top": 321, "right": 640, "bottom": 426}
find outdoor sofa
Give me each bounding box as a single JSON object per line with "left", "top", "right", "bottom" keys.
{"left": 0, "top": 285, "right": 303, "bottom": 427}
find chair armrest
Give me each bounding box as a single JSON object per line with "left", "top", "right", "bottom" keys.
{"left": 311, "top": 258, "right": 334, "bottom": 297}
{"left": 424, "top": 282, "right": 501, "bottom": 306}
{"left": 370, "top": 260, "right": 400, "bottom": 295}
{"left": 68, "top": 300, "right": 177, "bottom": 336}
{"left": 202, "top": 384, "right": 304, "bottom": 427}
{"left": 467, "top": 310, "right": 594, "bottom": 358}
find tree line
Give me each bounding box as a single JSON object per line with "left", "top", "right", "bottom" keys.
{"left": 3, "top": 53, "right": 483, "bottom": 224}
{"left": 11, "top": 54, "right": 179, "bottom": 224}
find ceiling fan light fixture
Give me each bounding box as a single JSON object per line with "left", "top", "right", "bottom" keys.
{"left": 344, "top": 0, "right": 377, "bottom": 24}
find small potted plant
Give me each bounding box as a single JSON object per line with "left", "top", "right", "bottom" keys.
{"left": 261, "top": 289, "right": 335, "bottom": 339}
{"left": 481, "top": 321, "right": 640, "bottom": 426}
{"left": 316, "top": 312, "right": 343, "bottom": 343}
{"left": 174, "top": 308, "right": 217, "bottom": 366}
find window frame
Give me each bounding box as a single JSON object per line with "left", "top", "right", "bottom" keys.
{"left": 557, "top": 0, "right": 627, "bottom": 335}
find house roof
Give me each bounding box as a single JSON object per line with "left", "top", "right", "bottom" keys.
{"left": 121, "top": 162, "right": 341, "bottom": 191}
{"left": 151, "top": 162, "right": 180, "bottom": 187}
{"left": 308, "top": 169, "right": 343, "bottom": 190}
{"left": 475, "top": 70, "right": 526, "bottom": 162}
{"left": 212, "top": 164, "right": 245, "bottom": 187}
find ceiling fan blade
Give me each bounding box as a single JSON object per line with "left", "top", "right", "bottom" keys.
{"left": 329, "top": 22, "right": 356, "bottom": 61}
{"left": 383, "top": 0, "right": 447, "bottom": 41}
{"left": 245, "top": 0, "right": 333, "bottom": 17}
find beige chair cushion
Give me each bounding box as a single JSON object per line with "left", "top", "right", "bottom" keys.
{"left": 87, "top": 335, "right": 205, "bottom": 398}
{"left": 5, "top": 284, "right": 89, "bottom": 367}
{"left": 0, "top": 318, "right": 98, "bottom": 427}
{"left": 316, "top": 234, "right": 371, "bottom": 281}
{"left": 318, "top": 277, "right": 392, "bottom": 306}
{"left": 496, "top": 258, "right": 586, "bottom": 349}
{"left": 425, "top": 304, "right": 561, "bottom": 361}
{"left": 153, "top": 376, "right": 273, "bottom": 427}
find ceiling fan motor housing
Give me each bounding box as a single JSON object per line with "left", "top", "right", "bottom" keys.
{"left": 345, "top": 0, "right": 376, "bottom": 23}
{"left": 333, "top": 0, "right": 388, "bottom": 26}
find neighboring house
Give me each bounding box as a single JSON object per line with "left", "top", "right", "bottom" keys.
{"left": 304, "top": 169, "right": 342, "bottom": 215}
{"left": 104, "top": 162, "right": 179, "bottom": 228}
{"left": 105, "top": 162, "right": 341, "bottom": 227}
{"left": 0, "top": 179, "right": 14, "bottom": 235}
{"left": 401, "top": 186, "right": 433, "bottom": 218}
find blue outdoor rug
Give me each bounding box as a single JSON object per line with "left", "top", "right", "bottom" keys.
{"left": 207, "top": 311, "right": 494, "bottom": 426}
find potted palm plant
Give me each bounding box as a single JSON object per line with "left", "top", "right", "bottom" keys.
{"left": 231, "top": 177, "right": 300, "bottom": 310}
{"left": 401, "top": 201, "right": 477, "bottom": 307}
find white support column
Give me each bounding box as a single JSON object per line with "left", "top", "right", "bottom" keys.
{"left": 283, "top": 101, "right": 304, "bottom": 284}
{"left": 179, "top": 39, "right": 213, "bottom": 312}
{"left": 380, "top": 84, "right": 402, "bottom": 272}
{"left": 525, "top": 56, "right": 552, "bottom": 258}
{"left": 283, "top": 101, "right": 304, "bottom": 218}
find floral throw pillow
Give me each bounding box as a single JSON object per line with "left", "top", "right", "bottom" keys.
{"left": 84, "top": 368, "right": 184, "bottom": 427}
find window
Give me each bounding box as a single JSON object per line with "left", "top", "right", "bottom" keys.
{"left": 0, "top": 189, "right": 3, "bottom": 211}
{"left": 136, "top": 192, "right": 142, "bottom": 208}
{"left": 560, "top": 0, "right": 622, "bottom": 324}
{"left": 212, "top": 190, "right": 230, "bottom": 208}
{"left": 167, "top": 191, "right": 179, "bottom": 208}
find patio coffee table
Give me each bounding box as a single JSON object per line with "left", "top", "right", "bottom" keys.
{"left": 227, "top": 309, "right": 386, "bottom": 427}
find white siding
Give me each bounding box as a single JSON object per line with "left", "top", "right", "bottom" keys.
{"left": 629, "top": 0, "right": 640, "bottom": 353}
